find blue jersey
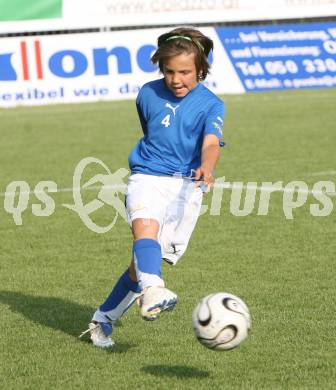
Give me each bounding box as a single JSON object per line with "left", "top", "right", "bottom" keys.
{"left": 128, "top": 78, "right": 225, "bottom": 177}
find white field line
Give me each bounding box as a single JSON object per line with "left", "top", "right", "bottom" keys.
{"left": 0, "top": 182, "right": 335, "bottom": 198}
{"left": 223, "top": 93, "right": 336, "bottom": 104}
{"left": 307, "top": 171, "right": 336, "bottom": 176}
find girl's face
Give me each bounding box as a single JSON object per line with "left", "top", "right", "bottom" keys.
{"left": 163, "top": 52, "right": 198, "bottom": 97}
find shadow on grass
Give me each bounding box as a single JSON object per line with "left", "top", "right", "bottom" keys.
{"left": 0, "top": 290, "right": 135, "bottom": 353}
{"left": 142, "top": 365, "right": 210, "bottom": 379}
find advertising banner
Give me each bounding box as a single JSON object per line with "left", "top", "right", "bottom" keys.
{"left": 1, "top": 23, "right": 336, "bottom": 107}
{"left": 62, "top": 0, "right": 336, "bottom": 26}
{"left": 0, "top": 28, "right": 243, "bottom": 107}
{"left": 216, "top": 22, "right": 336, "bottom": 91}
{"left": 1, "top": 0, "right": 336, "bottom": 34}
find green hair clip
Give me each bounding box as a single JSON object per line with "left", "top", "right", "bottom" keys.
{"left": 164, "top": 35, "right": 204, "bottom": 52}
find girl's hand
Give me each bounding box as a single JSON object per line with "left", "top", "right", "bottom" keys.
{"left": 194, "top": 166, "right": 214, "bottom": 192}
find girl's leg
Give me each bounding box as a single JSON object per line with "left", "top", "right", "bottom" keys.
{"left": 131, "top": 218, "right": 164, "bottom": 290}
{"left": 92, "top": 268, "right": 141, "bottom": 323}
{"left": 131, "top": 218, "right": 177, "bottom": 320}
{"left": 83, "top": 268, "right": 140, "bottom": 348}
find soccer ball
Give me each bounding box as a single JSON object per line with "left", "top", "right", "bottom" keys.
{"left": 192, "top": 292, "right": 251, "bottom": 351}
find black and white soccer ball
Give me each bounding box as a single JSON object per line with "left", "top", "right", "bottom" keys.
{"left": 192, "top": 292, "right": 251, "bottom": 351}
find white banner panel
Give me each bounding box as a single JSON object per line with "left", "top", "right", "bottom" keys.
{"left": 0, "top": 28, "right": 244, "bottom": 107}
{"left": 62, "top": 0, "right": 336, "bottom": 26}
{"left": 1, "top": 0, "right": 336, "bottom": 33}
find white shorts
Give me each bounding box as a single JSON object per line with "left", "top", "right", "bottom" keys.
{"left": 125, "top": 174, "right": 203, "bottom": 265}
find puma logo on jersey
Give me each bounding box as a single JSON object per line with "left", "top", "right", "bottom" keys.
{"left": 165, "top": 103, "right": 180, "bottom": 116}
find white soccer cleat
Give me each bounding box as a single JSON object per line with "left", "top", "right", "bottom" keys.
{"left": 79, "top": 322, "right": 115, "bottom": 348}
{"left": 139, "top": 286, "right": 178, "bottom": 321}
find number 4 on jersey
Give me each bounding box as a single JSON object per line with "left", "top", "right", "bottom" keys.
{"left": 161, "top": 114, "right": 171, "bottom": 128}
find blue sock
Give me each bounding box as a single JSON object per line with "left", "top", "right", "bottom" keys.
{"left": 133, "top": 238, "right": 164, "bottom": 290}
{"left": 93, "top": 270, "right": 141, "bottom": 322}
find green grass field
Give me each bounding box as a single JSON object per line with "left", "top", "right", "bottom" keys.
{"left": 0, "top": 89, "right": 335, "bottom": 389}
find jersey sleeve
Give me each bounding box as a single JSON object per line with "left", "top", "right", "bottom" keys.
{"left": 136, "top": 87, "right": 148, "bottom": 135}
{"left": 203, "top": 101, "right": 225, "bottom": 147}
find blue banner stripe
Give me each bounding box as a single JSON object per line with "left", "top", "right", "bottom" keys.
{"left": 215, "top": 22, "right": 336, "bottom": 92}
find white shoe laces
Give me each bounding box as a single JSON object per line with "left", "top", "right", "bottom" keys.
{"left": 79, "top": 324, "right": 97, "bottom": 338}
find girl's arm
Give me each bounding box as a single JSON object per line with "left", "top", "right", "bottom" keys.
{"left": 195, "top": 134, "right": 220, "bottom": 188}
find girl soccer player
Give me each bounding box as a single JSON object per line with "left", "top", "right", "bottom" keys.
{"left": 80, "top": 27, "right": 225, "bottom": 348}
